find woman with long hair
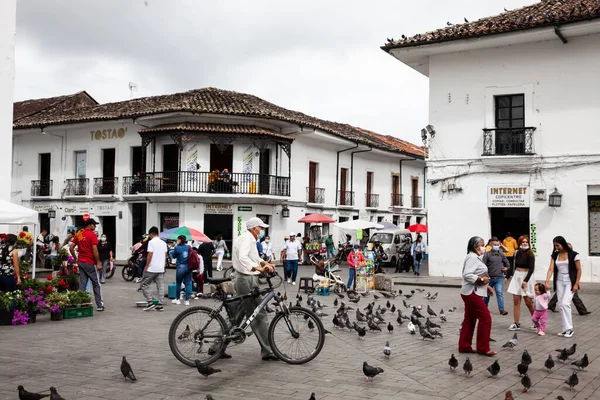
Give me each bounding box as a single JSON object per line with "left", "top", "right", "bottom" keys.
{"left": 214, "top": 234, "right": 228, "bottom": 272}
{"left": 545, "top": 236, "right": 582, "bottom": 338}
{"left": 458, "top": 236, "right": 495, "bottom": 356}
{"left": 506, "top": 235, "right": 535, "bottom": 331}
{"left": 169, "top": 235, "right": 193, "bottom": 306}
{"left": 411, "top": 235, "right": 427, "bottom": 276}
{"left": 0, "top": 234, "right": 21, "bottom": 291}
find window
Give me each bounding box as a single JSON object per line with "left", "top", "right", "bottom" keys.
{"left": 377, "top": 216, "right": 383, "bottom": 223}
{"left": 392, "top": 215, "right": 399, "bottom": 226}
{"left": 370, "top": 233, "right": 393, "bottom": 244}
{"left": 75, "top": 151, "right": 87, "bottom": 178}
{"left": 391, "top": 175, "right": 400, "bottom": 206}
{"left": 589, "top": 196, "right": 600, "bottom": 255}
{"left": 416, "top": 217, "right": 422, "bottom": 224}
{"left": 495, "top": 94, "right": 525, "bottom": 155}
{"left": 411, "top": 177, "right": 419, "bottom": 208}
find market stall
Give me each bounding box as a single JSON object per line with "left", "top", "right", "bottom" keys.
{"left": 298, "top": 214, "right": 334, "bottom": 263}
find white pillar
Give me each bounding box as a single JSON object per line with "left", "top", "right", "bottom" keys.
{"left": 0, "top": 0, "right": 17, "bottom": 201}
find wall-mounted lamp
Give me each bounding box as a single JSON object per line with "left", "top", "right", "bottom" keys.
{"left": 421, "top": 124, "right": 436, "bottom": 146}
{"left": 548, "top": 188, "right": 562, "bottom": 208}
{"left": 281, "top": 201, "right": 290, "bottom": 218}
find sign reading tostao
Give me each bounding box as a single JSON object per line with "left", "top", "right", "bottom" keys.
{"left": 487, "top": 185, "right": 530, "bottom": 208}
{"left": 205, "top": 204, "right": 233, "bottom": 215}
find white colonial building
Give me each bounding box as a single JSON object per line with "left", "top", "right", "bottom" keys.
{"left": 383, "top": 0, "right": 600, "bottom": 281}
{"left": 11, "top": 88, "right": 426, "bottom": 259}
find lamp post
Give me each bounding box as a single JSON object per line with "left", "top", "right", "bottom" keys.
{"left": 548, "top": 188, "right": 562, "bottom": 208}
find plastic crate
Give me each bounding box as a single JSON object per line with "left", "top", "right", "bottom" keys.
{"left": 63, "top": 306, "right": 94, "bottom": 319}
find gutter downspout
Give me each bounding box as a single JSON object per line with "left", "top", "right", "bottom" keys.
{"left": 350, "top": 147, "right": 373, "bottom": 204}
{"left": 336, "top": 143, "right": 359, "bottom": 205}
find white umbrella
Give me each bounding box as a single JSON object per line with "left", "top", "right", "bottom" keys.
{"left": 335, "top": 219, "right": 384, "bottom": 230}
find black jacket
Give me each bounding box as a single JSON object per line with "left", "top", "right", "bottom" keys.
{"left": 551, "top": 250, "right": 579, "bottom": 290}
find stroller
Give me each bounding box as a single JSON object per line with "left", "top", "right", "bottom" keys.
{"left": 309, "top": 255, "right": 347, "bottom": 294}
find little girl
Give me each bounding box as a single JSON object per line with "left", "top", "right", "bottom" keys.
{"left": 526, "top": 283, "right": 551, "bottom": 336}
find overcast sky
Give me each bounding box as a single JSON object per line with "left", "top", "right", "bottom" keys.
{"left": 15, "top": 0, "right": 534, "bottom": 145}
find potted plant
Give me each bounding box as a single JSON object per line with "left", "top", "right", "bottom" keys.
{"left": 68, "top": 290, "right": 91, "bottom": 307}
{"left": 22, "top": 288, "right": 48, "bottom": 323}
{"left": 0, "top": 290, "right": 25, "bottom": 326}
{"left": 47, "top": 291, "right": 70, "bottom": 321}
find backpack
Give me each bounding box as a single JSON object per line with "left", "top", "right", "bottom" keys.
{"left": 187, "top": 245, "right": 201, "bottom": 271}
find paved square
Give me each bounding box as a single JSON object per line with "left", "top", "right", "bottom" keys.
{"left": 1, "top": 265, "right": 598, "bottom": 400}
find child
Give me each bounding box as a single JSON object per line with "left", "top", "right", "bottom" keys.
{"left": 526, "top": 283, "right": 551, "bottom": 336}
{"left": 346, "top": 245, "right": 365, "bottom": 290}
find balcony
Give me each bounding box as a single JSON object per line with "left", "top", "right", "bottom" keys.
{"left": 122, "top": 171, "right": 290, "bottom": 196}
{"left": 391, "top": 194, "right": 403, "bottom": 207}
{"left": 306, "top": 187, "right": 325, "bottom": 204}
{"left": 31, "top": 180, "right": 53, "bottom": 197}
{"left": 65, "top": 178, "right": 89, "bottom": 196}
{"left": 338, "top": 191, "right": 355, "bottom": 206}
{"left": 411, "top": 196, "right": 423, "bottom": 208}
{"left": 94, "top": 177, "right": 119, "bottom": 195}
{"left": 366, "top": 193, "right": 379, "bottom": 208}
{"left": 482, "top": 127, "right": 536, "bottom": 156}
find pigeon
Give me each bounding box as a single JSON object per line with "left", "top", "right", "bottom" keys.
{"left": 517, "top": 362, "right": 528, "bottom": 377}
{"left": 398, "top": 310, "right": 409, "bottom": 320}
{"left": 404, "top": 293, "right": 413, "bottom": 299}
{"left": 316, "top": 301, "right": 326, "bottom": 309}
{"left": 505, "top": 391, "right": 514, "bottom": 400}
{"left": 448, "top": 354, "right": 459, "bottom": 371}
{"left": 427, "top": 305, "right": 437, "bottom": 317}
{"left": 386, "top": 300, "right": 391, "bottom": 308}
{"left": 349, "top": 296, "right": 360, "bottom": 304}
{"left": 353, "top": 323, "right": 366, "bottom": 339}
{"left": 336, "top": 293, "right": 345, "bottom": 299}
{"left": 18, "top": 386, "right": 49, "bottom": 400}
{"left": 417, "top": 305, "right": 422, "bottom": 311}
{"left": 463, "top": 357, "right": 473, "bottom": 375}
{"left": 556, "top": 397, "right": 565, "bottom": 400}
{"left": 426, "top": 318, "right": 441, "bottom": 329}
{"left": 309, "top": 393, "right": 316, "bottom": 400}
{"left": 427, "top": 327, "right": 443, "bottom": 338}
{"left": 206, "top": 396, "right": 215, "bottom": 400}
{"left": 464, "top": 17, "right": 469, "bottom": 23}
{"left": 448, "top": 306, "right": 457, "bottom": 312}
{"left": 387, "top": 322, "right": 393, "bottom": 333}
{"left": 557, "top": 348, "right": 569, "bottom": 363}
{"left": 446, "top": 21, "right": 453, "bottom": 26}
{"left": 333, "top": 298, "right": 338, "bottom": 307}
{"left": 177, "top": 325, "right": 191, "bottom": 340}
{"left": 407, "top": 321, "right": 416, "bottom": 334}
{"left": 412, "top": 307, "right": 424, "bottom": 319}
{"left": 545, "top": 354, "right": 555, "bottom": 372}
{"left": 356, "top": 309, "right": 367, "bottom": 322}
{"left": 402, "top": 299, "right": 410, "bottom": 308}
{"left": 429, "top": 292, "right": 438, "bottom": 300}
{"left": 439, "top": 309, "right": 446, "bottom": 322}
{"left": 415, "top": 288, "right": 425, "bottom": 292}
{"left": 308, "top": 320, "right": 315, "bottom": 331}
{"left": 424, "top": 292, "right": 431, "bottom": 299}
{"left": 396, "top": 315, "right": 404, "bottom": 326}
{"left": 363, "top": 361, "right": 384, "bottom": 382}
{"left": 571, "top": 354, "right": 589, "bottom": 371}
{"left": 373, "top": 294, "right": 380, "bottom": 300}
{"left": 383, "top": 341, "right": 391, "bottom": 358}
{"left": 521, "top": 350, "right": 532, "bottom": 365}
{"left": 419, "top": 325, "right": 435, "bottom": 340}
{"left": 368, "top": 319, "right": 382, "bottom": 332}
{"left": 502, "top": 333, "right": 518, "bottom": 349}
{"left": 521, "top": 374, "right": 531, "bottom": 393}
{"left": 487, "top": 360, "right": 500, "bottom": 377}
{"left": 121, "top": 356, "right": 136, "bottom": 382}
{"left": 195, "top": 360, "right": 222, "bottom": 379}
{"left": 49, "top": 387, "right": 64, "bottom": 400}
{"left": 565, "top": 371, "right": 578, "bottom": 391}
{"left": 563, "top": 343, "right": 577, "bottom": 357}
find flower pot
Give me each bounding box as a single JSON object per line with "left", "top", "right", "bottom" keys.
{"left": 0, "top": 309, "right": 13, "bottom": 326}
{"left": 50, "top": 311, "right": 63, "bottom": 321}
{"left": 29, "top": 311, "right": 37, "bottom": 323}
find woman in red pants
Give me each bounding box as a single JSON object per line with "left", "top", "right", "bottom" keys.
{"left": 458, "top": 236, "right": 496, "bottom": 356}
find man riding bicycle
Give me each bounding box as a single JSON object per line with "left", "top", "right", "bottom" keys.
{"left": 230, "top": 217, "right": 278, "bottom": 361}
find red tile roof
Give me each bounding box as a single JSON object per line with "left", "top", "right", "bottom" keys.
{"left": 13, "top": 91, "right": 98, "bottom": 123}
{"left": 14, "top": 87, "right": 425, "bottom": 158}
{"left": 138, "top": 123, "right": 293, "bottom": 141}
{"left": 382, "top": 0, "right": 600, "bottom": 50}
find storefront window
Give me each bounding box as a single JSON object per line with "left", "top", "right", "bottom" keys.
{"left": 588, "top": 196, "right": 600, "bottom": 256}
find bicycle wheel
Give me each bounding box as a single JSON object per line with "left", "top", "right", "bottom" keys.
{"left": 106, "top": 264, "right": 116, "bottom": 279}
{"left": 122, "top": 262, "right": 136, "bottom": 282}
{"left": 268, "top": 307, "right": 325, "bottom": 364}
{"left": 169, "top": 306, "right": 228, "bottom": 367}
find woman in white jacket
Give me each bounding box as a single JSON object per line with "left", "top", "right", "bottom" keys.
{"left": 215, "top": 235, "right": 228, "bottom": 272}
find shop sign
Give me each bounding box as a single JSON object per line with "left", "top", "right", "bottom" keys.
{"left": 32, "top": 204, "right": 57, "bottom": 212}
{"left": 238, "top": 206, "right": 252, "bottom": 212}
{"left": 487, "top": 185, "right": 529, "bottom": 208}
{"left": 205, "top": 204, "right": 233, "bottom": 215}
{"left": 529, "top": 222, "right": 538, "bottom": 256}
{"left": 94, "top": 204, "right": 117, "bottom": 216}
{"left": 237, "top": 216, "right": 243, "bottom": 237}
{"left": 63, "top": 204, "right": 91, "bottom": 215}
{"left": 90, "top": 127, "right": 127, "bottom": 141}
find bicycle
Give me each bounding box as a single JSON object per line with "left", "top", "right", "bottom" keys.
{"left": 122, "top": 255, "right": 138, "bottom": 282}
{"left": 168, "top": 271, "right": 326, "bottom": 367}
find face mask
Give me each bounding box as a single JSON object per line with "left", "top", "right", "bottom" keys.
{"left": 492, "top": 245, "right": 500, "bottom": 251}
{"left": 521, "top": 245, "right": 529, "bottom": 250}
{"left": 100, "top": 237, "right": 106, "bottom": 242}
{"left": 265, "top": 240, "right": 270, "bottom": 243}
{"left": 479, "top": 246, "right": 486, "bottom": 255}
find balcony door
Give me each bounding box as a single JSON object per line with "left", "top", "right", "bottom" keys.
{"left": 340, "top": 168, "right": 348, "bottom": 205}
{"left": 366, "top": 171, "right": 373, "bottom": 207}
{"left": 101, "top": 148, "right": 116, "bottom": 194}
{"left": 495, "top": 94, "right": 525, "bottom": 155}
{"left": 411, "top": 177, "right": 419, "bottom": 208}
{"left": 308, "top": 162, "right": 318, "bottom": 202}
{"left": 259, "top": 150, "right": 270, "bottom": 195}
{"left": 39, "top": 153, "right": 51, "bottom": 196}
{"left": 131, "top": 146, "right": 145, "bottom": 175}
{"left": 209, "top": 144, "right": 233, "bottom": 172}
{"left": 162, "top": 144, "right": 179, "bottom": 192}
{"left": 392, "top": 175, "right": 400, "bottom": 206}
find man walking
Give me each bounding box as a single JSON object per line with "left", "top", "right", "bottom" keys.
{"left": 482, "top": 237, "right": 510, "bottom": 315}
{"left": 70, "top": 219, "right": 104, "bottom": 311}
{"left": 325, "top": 234, "right": 336, "bottom": 259}
{"left": 232, "top": 217, "right": 278, "bottom": 360}
{"left": 502, "top": 232, "right": 518, "bottom": 267}
{"left": 141, "top": 227, "right": 168, "bottom": 311}
{"left": 198, "top": 239, "right": 215, "bottom": 279}
{"left": 283, "top": 232, "right": 302, "bottom": 285}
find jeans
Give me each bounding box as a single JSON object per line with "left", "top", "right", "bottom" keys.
{"left": 347, "top": 268, "right": 356, "bottom": 290}
{"left": 532, "top": 309, "right": 548, "bottom": 332}
{"left": 484, "top": 276, "right": 505, "bottom": 311}
{"left": 286, "top": 260, "right": 299, "bottom": 282}
{"left": 141, "top": 272, "right": 165, "bottom": 305}
{"left": 137, "top": 257, "right": 146, "bottom": 278}
{"left": 234, "top": 274, "right": 273, "bottom": 358}
{"left": 78, "top": 262, "right": 104, "bottom": 308}
{"left": 175, "top": 265, "right": 192, "bottom": 301}
{"left": 327, "top": 248, "right": 336, "bottom": 259}
{"left": 413, "top": 256, "right": 422, "bottom": 274}
{"left": 283, "top": 260, "right": 289, "bottom": 280}
{"left": 99, "top": 258, "right": 110, "bottom": 283}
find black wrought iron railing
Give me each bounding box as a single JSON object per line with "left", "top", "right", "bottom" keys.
{"left": 65, "top": 178, "right": 89, "bottom": 196}
{"left": 482, "top": 127, "right": 536, "bottom": 156}
{"left": 306, "top": 187, "right": 325, "bottom": 204}
{"left": 411, "top": 196, "right": 423, "bottom": 208}
{"left": 94, "top": 177, "right": 119, "bottom": 195}
{"left": 391, "top": 193, "right": 403, "bottom": 207}
{"left": 31, "top": 180, "right": 52, "bottom": 197}
{"left": 122, "top": 171, "right": 290, "bottom": 196}
{"left": 366, "top": 193, "right": 379, "bottom": 208}
{"left": 338, "top": 191, "right": 355, "bottom": 206}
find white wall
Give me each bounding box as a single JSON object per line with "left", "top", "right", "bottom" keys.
{"left": 1, "top": 1, "right": 16, "bottom": 202}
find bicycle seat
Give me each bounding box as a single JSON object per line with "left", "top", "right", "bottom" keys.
{"left": 206, "top": 276, "right": 232, "bottom": 285}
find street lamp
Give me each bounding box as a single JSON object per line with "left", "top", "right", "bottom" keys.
{"left": 281, "top": 201, "right": 290, "bottom": 218}
{"left": 548, "top": 188, "right": 562, "bottom": 208}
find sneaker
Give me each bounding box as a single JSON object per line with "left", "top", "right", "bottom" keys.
{"left": 97, "top": 306, "right": 105, "bottom": 312}
{"left": 529, "top": 324, "right": 537, "bottom": 330}
{"left": 508, "top": 323, "right": 521, "bottom": 331}
{"left": 155, "top": 305, "right": 164, "bottom": 311}
{"left": 499, "top": 310, "right": 508, "bottom": 315}
{"left": 287, "top": 279, "right": 291, "bottom": 284}
{"left": 185, "top": 300, "right": 190, "bottom": 306}
{"left": 143, "top": 303, "right": 156, "bottom": 311}
{"left": 557, "top": 331, "right": 566, "bottom": 336}
{"left": 292, "top": 281, "right": 296, "bottom": 286}
{"left": 134, "top": 278, "right": 142, "bottom": 283}
{"left": 564, "top": 329, "right": 573, "bottom": 338}
{"left": 171, "top": 299, "right": 181, "bottom": 305}
{"left": 538, "top": 331, "right": 546, "bottom": 336}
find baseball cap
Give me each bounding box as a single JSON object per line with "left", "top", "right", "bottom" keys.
{"left": 84, "top": 218, "right": 99, "bottom": 226}
{"left": 289, "top": 232, "right": 295, "bottom": 237}
{"left": 246, "top": 217, "right": 269, "bottom": 230}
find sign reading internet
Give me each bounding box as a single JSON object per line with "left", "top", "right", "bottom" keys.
{"left": 487, "top": 185, "right": 529, "bottom": 208}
